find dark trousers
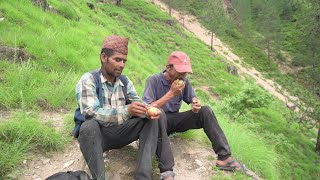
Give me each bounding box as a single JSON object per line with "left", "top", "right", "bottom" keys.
{"left": 156, "top": 106, "right": 232, "bottom": 173}
{"left": 78, "top": 116, "right": 158, "bottom": 180}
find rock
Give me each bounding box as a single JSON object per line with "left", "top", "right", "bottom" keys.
{"left": 0, "top": 45, "right": 32, "bottom": 62}
{"left": 63, "top": 160, "right": 74, "bottom": 168}
{"left": 42, "top": 158, "right": 50, "bottom": 164}
{"left": 32, "top": 174, "right": 40, "bottom": 179}
{"left": 86, "top": 2, "right": 95, "bottom": 11}
{"left": 195, "top": 159, "right": 203, "bottom": 167}
{"left": 165, "top": 19, "right": 176, "bottom": 26}
{"left": 31, "top": 0, "right": 48, "bottom": 11}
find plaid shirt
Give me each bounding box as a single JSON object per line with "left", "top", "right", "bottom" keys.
{"left": 76, "top": 72, "right": 143, "bottom": 127}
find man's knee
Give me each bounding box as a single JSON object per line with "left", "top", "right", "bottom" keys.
{"left": 200, "top": 105, "right": 212, "bottom": 114}
{"left": 199, "top": 106, "right": 218, "bottom": 122}
{"left": 157, "top": 109, "right": 167, "bottom": 127}
{"left": 79, "top": 120, "right": 100, "bottom": 137}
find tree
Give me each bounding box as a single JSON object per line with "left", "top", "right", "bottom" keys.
{"left": 299, "top": 0, "right": 320, "bottom": 153}
{"left": 168, "top": 0, "right": 193, "bottom": 27}
{"left": 230, "top": 0, "right": 254, "bottom": 31}
{"left": 255, "top": 0, "right": 281, "bottom": 65}
{"left": 200, "top": 0, "right": 226, "bottom": 50}
{"left": 300, "top": 0, "right": 320, "bottom": 95}
{"left": 168, "top": 0, "right": 172, "bottom": 16}
{"left": 280, "top": 86, "right": 320, "bottom": 154}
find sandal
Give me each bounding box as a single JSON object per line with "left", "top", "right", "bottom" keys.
{"left": 216, "top": 158, "right": 247, "bottom": 172}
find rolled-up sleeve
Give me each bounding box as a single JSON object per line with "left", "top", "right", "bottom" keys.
{"left": 183, "top": 79, "right": 197, "bottom": 104}
{"left": 142, "top": 76, "right": 157, "bottom": 105}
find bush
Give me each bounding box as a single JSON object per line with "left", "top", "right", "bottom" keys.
{"left": 221, "top": 83, "right": 273, "bottom": 119}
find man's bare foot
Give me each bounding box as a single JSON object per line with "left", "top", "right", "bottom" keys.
{"left": 163, "top": 176, "right": 174, "bottom": 180}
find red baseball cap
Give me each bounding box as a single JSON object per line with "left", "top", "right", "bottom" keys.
{"left": 168, "top": 51, "right": 192, "bottom": 73}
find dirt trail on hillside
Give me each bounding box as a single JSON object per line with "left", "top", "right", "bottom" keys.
{"left": 18, "top": 137, "right": 217, "bottom": 180}
{"left": 152, "top": 0, "right": 297, "bottom": 107}
{"left": 17, "top": 112, "right": 261, "bottom": 180}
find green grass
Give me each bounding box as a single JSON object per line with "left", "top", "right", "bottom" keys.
{"left": 0, "top": 60, "right": 77, "bottom": 110}
{"left": 179, "top": 88, "right": 280, "bottom": 179}
{"left": 0, "top": 111, "right": 67, "bottom": 178}
{"left": 0, "top": 0, "right": 319, "bottom": 179}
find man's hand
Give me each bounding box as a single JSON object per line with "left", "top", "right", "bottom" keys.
{"left": 169, "top": 79, "right": 185, "bottom": 96}
{"left": 191, "top": 98, "right": 201, "bottom": 113}
{"left": 146, "top": 105, "right": 161, "bottom": 120}
{"left": 128, "top": 102, "right": 147, "bottom": 117}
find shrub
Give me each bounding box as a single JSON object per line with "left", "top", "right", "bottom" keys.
{"left": 221, "top": 83, "right": 273, "bottom": 119}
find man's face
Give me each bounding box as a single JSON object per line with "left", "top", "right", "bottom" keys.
{"left": 167, "top": 65, "right": 187, "bottom": 83}
{"left": 101, "top": 52, "right": 127, "bottom": 79}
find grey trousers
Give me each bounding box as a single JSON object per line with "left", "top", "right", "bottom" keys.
{"left": 78, "top": 116, "right": 158, "bottom": 180}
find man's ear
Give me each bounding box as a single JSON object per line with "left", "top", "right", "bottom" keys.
{"left": 101, "top": 53, "right": 107, "bottom": 63}
{"left": 166, "top": 64, "right": 171, "bottom": 71}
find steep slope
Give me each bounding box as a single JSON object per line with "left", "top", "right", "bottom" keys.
{"left": 1, "top": 0, "right": 319, "bottom": 180}
{"left": 153, "top": 0, "right": 298, "bottom": 108}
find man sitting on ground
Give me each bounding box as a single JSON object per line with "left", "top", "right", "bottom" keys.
{"left": 142, "top": 51, "right": 246, "bottom": 180}
{"left": 74, "top": 35, "right": 163, "bottom": 180}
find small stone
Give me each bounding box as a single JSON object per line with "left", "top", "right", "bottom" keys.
{"left": 42, "top": 159, "right": 50, "bottom": 164}
{"left": 196, "top": 166, "right": 206, "bottom": 173}
{"left": 195, "top": 159, "right": 203, "bottom": 167}
{"left": 23, "top": 160, "right": 27, "bottom": 164}
{"left": 63, "top": 160, "right": 74, "bottom": 168}
{"left": 32, "top": 174, "right": 40, "bottom": 179}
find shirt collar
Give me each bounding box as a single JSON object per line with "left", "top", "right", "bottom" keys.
{"left": 100, "top": 73, "right": 124, "bottom": 87}
{"left": 160, "top": 70, "right": 169, "bottom": 86}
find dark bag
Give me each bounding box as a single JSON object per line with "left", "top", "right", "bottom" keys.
{"left": 45, "top": 170, "right": 91, "bottom": 180}
{"left": 73, "top": 69, "right": 130, "bottom": 138}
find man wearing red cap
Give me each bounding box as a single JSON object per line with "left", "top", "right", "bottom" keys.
{"left": 74, "top": 35, "right": 164, "bottom": 180}
{"left": 143, "top": 51, "right": 246, "bottom": 180}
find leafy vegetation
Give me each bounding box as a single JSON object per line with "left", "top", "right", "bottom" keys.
{"left": 0, "top": 0, "right": 319, "bottom": 179}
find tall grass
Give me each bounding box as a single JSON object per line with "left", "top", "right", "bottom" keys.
{"left": 218, "top": 83, "right": 320, "bottom": 179}
{"left": 0, "top": 60, "right": 77, "bottom": 110}
{"left": 0, "top": 111, "right": 67, "bottom": 178}
{"left": 179, "top": 86, "right": 280, "bottom": 179}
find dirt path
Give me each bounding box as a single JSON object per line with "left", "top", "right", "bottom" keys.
{"left": 16, "top": 111, "right": 261, "bottom": 180}
{"left": 16, "top": 112, "right": 215, "bottom": 180}
{"left": 18, "top": 137, "right": 216, "bottom": 180}
{"left": 152, "top": 0, "right": 297, "bottom": 108}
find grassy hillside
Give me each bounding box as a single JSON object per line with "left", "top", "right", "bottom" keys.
{"left": 0, "top": 0, "right": 319, "bottom": 179}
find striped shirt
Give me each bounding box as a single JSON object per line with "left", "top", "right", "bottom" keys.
{"left": 76, "top": 71, "right": 143, "bottom": 127}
